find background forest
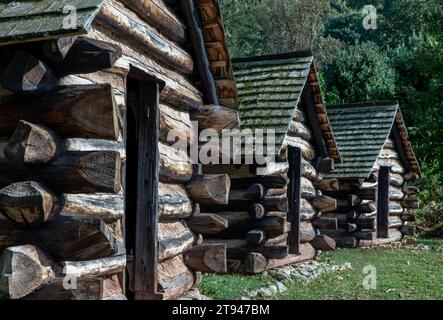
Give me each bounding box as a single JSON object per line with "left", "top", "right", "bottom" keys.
{"left": 219, "top": 0, "right": 443, "bottom": 235}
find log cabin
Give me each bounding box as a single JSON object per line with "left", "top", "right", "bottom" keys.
{"left": 202, "top": 51, "right": 342, "bottom": 273}
{"left": 0, "top": 0, "right": 239, "bottom": 300}
{"left": 317, "top": 101, "right": 421, "bottom": 248}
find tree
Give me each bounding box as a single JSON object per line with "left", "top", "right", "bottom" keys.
{"left": 325, "top": 42, "right": 396, "bottom": 102}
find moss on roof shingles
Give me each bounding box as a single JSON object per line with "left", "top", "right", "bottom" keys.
{"left": 325, "top": 101, "right": 399, "bottom": 179}
{"left": 0, "top": 0, "right": 105, "bottom": 45}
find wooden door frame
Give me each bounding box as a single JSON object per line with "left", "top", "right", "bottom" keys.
{"left": 126, "top": 68, "right": 164, "bottom": 300}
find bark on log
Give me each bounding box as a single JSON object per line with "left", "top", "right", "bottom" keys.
{"left": 300, "top": 199, "right": 317, "bottom": 221}
{"left": 159, "top": 143, "right": 193, "bottom": 183}
{"left": 120, "top": 0, "right": 186, "bottom": 44}
{"left": 159, "top": 104, "right": 195, "bottom": 145}
{"left": 311, "top": 234, "right": 336, "bottom": 251}
{"left": 284, "top": 136, "right": 315, "bottom": 161}
{"left": 184, "top": 244, "right": 227, "bottom": 273}
{"left": 97, "top": 0, "right": 193, "bottom": 74}
{"left": 186, "top": 174, "right": 230, "bottom": 205}
{"left": 60, "top": 193, "right": 124, "bottom": 221}
{"left": 186, "top": 213, "right": 228, "bottom": 235}
{"left": 300, "top": 222, "right": 316, "bottom": 243}
{"left": 0, "top": 150, "right": 122, "bottom": 193}
{"left": 302, "top": 159, "right": 318, "bottom": 181}
{"left": 312, "top": 195, "right": 337, "bottom": 213}
{"left": 0, "top": 181, "right": 60, "bottom": 226}
{"left": 158, "top": 222, "right": 196, "bottom": 262}
{"left": 0, "top": 50, "right": 57, "bottom": 95}
{"left": 253, "top": 161, "right": 288, "bottom": 176}
{"left": 191, "top": 105, "right": 240, "bottom": 133}
{"left": 267, "top": 243, "right": 316, "bottom": 269}
{"left": 313, "top": 178, "right": 339, "bottom": 192}
{"left": 49, "top": 37, "right": 123, "bottom": 76}
{"left": 301, "top": 177, "right": 316, "bottom": 200}
{"left": 0, "top": 245, "right": 55, "bottom": 299}
{"left": 158, "top": 183, "right": 193, "bottom": 221}
{"left": 0, "top": 217, "right": 124, "bottom": 261}
{"left": 157, "top": 255, "right": 196, "bottom": 300}
{"left": 60, "top": 255, "right": 126, "bottom": 277}
{"left": 287, "top": 120, "right": 312, "bottom": 141}
{"left": 0, "top": 84, "right": 119, "bottom": 139}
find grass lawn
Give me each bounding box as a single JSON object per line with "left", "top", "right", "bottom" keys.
{"left": 199, "top": 239, "right": 443, "bottom": 300}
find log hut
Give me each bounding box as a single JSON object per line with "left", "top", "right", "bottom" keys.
{"left": 0, "top": 0, "right": 239, "bottom": 300}
{"left": 202, "top": 51, "right": 342, "bottom": 273}
{"left": 316, "top": 101, "right": 421, "bottom": 248}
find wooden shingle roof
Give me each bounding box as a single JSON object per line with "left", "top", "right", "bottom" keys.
{"left": 325, "top": 101, "right": 421, "bottom": 179}
{"left": 233, "top": 51, "right": 340, "bottom": 162}
{"left": 0, "top": 0, "right": 105, "bottom": 46}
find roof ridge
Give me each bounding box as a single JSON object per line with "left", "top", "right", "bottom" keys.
{"left": 327, "top": 100, "right": 399, "bottom": 109}
{"left": 232, "top": 50, "right": 313, "bottom": 64}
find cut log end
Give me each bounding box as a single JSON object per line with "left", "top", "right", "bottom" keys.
{"left": 5, "top": 120, "right": 63, "bottom": 164}
{"left": 0, "top": 181, "right": 60, "bottom": 226}
{"left": 0, "top": 245, "right": 55, "bottom": 299}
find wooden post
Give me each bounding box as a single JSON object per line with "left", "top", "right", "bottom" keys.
{"left": 377, "top": 166, "right": 390, "bottom": 238}
{"left": 134, "top": 81, "right": 160, "bottom": 299}
{"left": 288, "top": 146, "right": 302, "bottom": 254}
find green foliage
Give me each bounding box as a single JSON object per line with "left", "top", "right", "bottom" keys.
{"left": 415, "top": 175, "right": 443, "bottom": 231}
{"left": 200, "top": 241, "right": 443, "bottom": 300}
{"left": 325, "top": 42, "right": 396, "bottom": 102}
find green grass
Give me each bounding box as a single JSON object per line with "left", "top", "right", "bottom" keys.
{"left": 199, "top": 240, "right": 443, "bottom": 300}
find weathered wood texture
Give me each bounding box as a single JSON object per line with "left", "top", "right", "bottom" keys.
{"left": 0, "top": 84, "right": 119, "bottom": 139}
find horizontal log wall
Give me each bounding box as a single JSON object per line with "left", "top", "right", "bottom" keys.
{"left": 317, "top": 139, "right": 418, "bottom": 248}
{"left": 0, "top": 0, "right": 230, "bottom": 300}
{"left": 201, "top": 101, "right": 338, "bottom": 274}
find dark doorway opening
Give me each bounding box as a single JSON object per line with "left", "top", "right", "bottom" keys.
{"left": 288, "top": 146, "right": 302, "bottom": 254}
{"left": 125, "top": 72, "right": 161, "bottom": 300}
{"left": 377, "top": 166, "right": 390, "bottom": 238}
